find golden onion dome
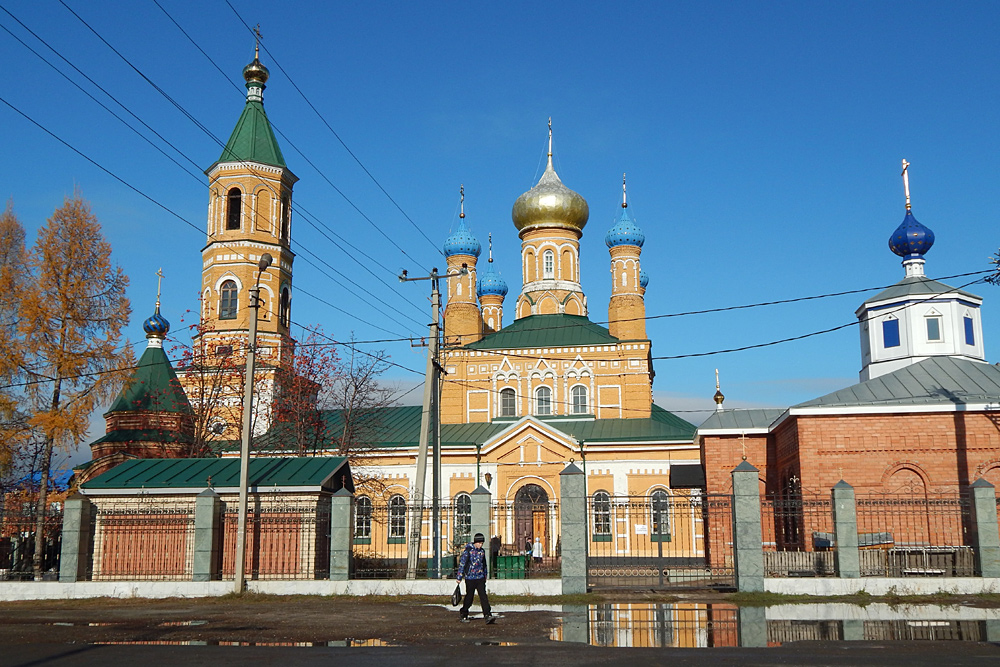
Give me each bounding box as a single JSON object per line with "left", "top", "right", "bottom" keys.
{"left": 243, "top": 57, "right": 269, "bottom": 86}
{"left": 512, "top": 155, "right": 589, "bottom": 234}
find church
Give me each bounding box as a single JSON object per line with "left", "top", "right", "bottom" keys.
{"left": 78, "top": 49, "right": 999, "bottom": 561}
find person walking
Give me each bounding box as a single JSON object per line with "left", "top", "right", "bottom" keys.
{"left": 532, "top": 537, "right": 544, "bottom": 564}
{"left": 457, "top": 533, "right": 494, "bottom": 624}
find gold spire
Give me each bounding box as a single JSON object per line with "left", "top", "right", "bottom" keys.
{"left": 547, "top": 117, "right": 553, "bottom": 167}
{"left": 622, "top": 173, "right": 628, "bottom": 209}
{"left": 713, "top": 368, "right": 725, "bottom": 410}
{"left": 460, "top": 184, "right": 465, "bottom": 219}
{"left": 901, "top": 159, "right": 912, "bottom": 211}
{"left": 155, "top": 268, "right": 163, "bottom": 312}
{"left": 488, "top": 232, "right": 493, "bottom": 263}
{"left": 254, "top": 24, "right": 262, "bottom": 60}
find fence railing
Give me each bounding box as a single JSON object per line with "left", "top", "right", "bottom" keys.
{"left": 221, "top": 499, "right": 331, "bottom": 580}
{"left": 0, "top": 505, "right": 63, "bottom": 580}
{"left": 92, "top": 500, "right": 194, "bottom": 581}
{"left": 761, "top": 494, "right": 835, "bottom": 577}
{"left": 586, "top": 493, "right": 734, "bottom": 589}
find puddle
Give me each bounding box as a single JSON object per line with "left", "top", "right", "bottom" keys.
{"left": 50, "top": 622, "right": 124, "bottom": 627}
{"left": 552, "top": 603, "right": 1000, "bottom": 647}
{"left": 94, "top": 638, "right": 397, "bottom": 647}
{"left": 157, "top": 620, "right": 208, "bottom": 627}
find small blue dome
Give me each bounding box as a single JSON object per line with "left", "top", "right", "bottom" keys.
{"left": 888, "top": 210, "right": 934, "bottom": 260}
{"left": 443, "top": 218, "right": 481, "bottom": 258}
{"left": 639, "top": 269, "right": 649, "bottom": 289}
{"left": 477, "top": 262, "right": 508, "bottom": 298}
{"left": 605, "top": 207, "right": 645, "bottom": 248}
{"left": 143, "top": 308, "right": 170, "bottom": 337}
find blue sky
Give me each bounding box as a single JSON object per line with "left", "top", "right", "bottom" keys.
{"left": 2, "top": 1, "right": 999, "bottom": 465}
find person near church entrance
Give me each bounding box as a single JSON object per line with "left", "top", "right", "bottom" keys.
{"left": 457, "top": 533, "right": 494, "bottom": 624}
{"left": 532, "top": 537, "right": 544, "bottom": 564}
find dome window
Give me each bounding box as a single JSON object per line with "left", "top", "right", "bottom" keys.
{"left": 543, "top": 250, "right": 555, "bottom": 279}
{"left": 926, "top": 314, "right": 943, "bottom": 342}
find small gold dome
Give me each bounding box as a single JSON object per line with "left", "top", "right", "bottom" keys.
{"left": 512, "top": 157, "right": 589, "bottom": 234}
{"left": 243, "top": 57, "right": 269, "bottom": 86}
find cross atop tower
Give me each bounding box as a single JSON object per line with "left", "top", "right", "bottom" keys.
{"left": 901, "top": 158, "right": 911, "bottom": 211}
{"left": 459, "top": 184, "right": 465, "bottom": 219}
{"left": 488, "top": 232, "right": 493, "bottom": 263}
{"left": 622, "top": 173, "right": 628, "bottom": 209}
{"left": 155, "top": 268, "right": 164, "bottom": 310}
{"left": 254, "top": 24, "right": 263, "bottom": 59}
{"left": 547, "top": 117, "right": 553, "bottom": 158}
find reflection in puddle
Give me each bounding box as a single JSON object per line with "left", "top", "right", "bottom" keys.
{"left": 95, "top": 638, "right": 396, "bottom": 647}
{"left": 555, "top": 603, "right": 1000, "bottom": 648}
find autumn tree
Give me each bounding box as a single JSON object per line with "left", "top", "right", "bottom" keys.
{"left": 272, "top": 328, "right": 338, "bottom": 455}
{"left": 18, "top": 191, "right": 132, "bottom": 579}
{"left": 0, "top": 200, "right": 31, "bottom": 476}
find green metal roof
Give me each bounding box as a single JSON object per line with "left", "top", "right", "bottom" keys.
{"left": 863, "top": 276, "right": 980, "bottom": 306}
{"left": 793, "top": 356, "right": 1000, "bottom": 409}
{"left": 81, "top": 456, "right": 351, "bottom": 492}
{"left": 217, "top": 100, "right": 286, "bottom": 168}
{"left": 465, "top": 314, "right": 620, "bottom": 350}
{"left": 105, "top": 346, "right": 194, "bottom": 416}
{"left": 231, "top": 403, "right": 695, "bottom": 453}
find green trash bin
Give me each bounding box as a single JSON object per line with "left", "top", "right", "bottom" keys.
{"left": 496, "top": 554, "right": 527, "bottom": 579}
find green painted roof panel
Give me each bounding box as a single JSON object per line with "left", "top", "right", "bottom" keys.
{"left": 218, "top": 101, "right": 286, "bottom": 168}
{"left": 465, "top": 314, "right": 620, "bottom": 350}
{"left": 81, "top": 456, "right": 350, "bottom": 491}
{"left": 106, "top": 346, "right": 194, "bottom": 416}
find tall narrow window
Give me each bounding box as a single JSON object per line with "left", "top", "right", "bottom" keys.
{"left": 226, "top": 188, "right": 241, "bottom": 230}
{"left": 926, "top": 315, "right": 942, "bottom": 341}
{"left": 571, "top": 385, "right": 588, "bottom": 414}
{"left": 535, "top": 386, "right": 552, "bottom": 415}
{"left": 592, "top": 491, "right": 611, "bottom": 540}
{"left": 219, "top": 280, "right": 238, "bottom": 320}
{"left": 355, "top": 496, "right": 372, "bottom": 540}
{"left": 454, "top": 493, "right": 472, "bottom": 543}
{"left": 965, "top": 316, "right": 975, "bottom": 346}
{"left": 280, "top": 195, "right": 290, "bottom": 241}
{"left": 388, "top": 495, "right": 406, "bottom": 541}
{"left": 882, "top": 318, "right": 900, "bottom": 348}
{"left": 543, "top": 250, "right": 555, "bottom": 279}
{"left": 651, "top": 489, "right": 671, "bottom": 541}
{"left": 500, "top": 387, "right": 516, "bottom": 417}
{"left": 279, "top": 287, "right": 290, "bottom": 327}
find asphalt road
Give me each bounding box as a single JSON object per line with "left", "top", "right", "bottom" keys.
{"left": 8, "top": 641, "right": 1000, "bottom": 666}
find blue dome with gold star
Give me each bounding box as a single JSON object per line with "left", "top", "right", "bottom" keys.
{"left": 639, "top": 269, "right": 649, "bottom": 289}
{"left": 477, "top": 261, "right": 508, "bottom": 298}
{"left": 142, "top": 306, "right": 170, "bottom": 337}
{"left": 605, "top": 207, "right": 645, "bottom": 248}
{"left": 443, "top": 218, "right": 481, "bottom": 258}
{"left": 889, "top": 210, "right": 935, "bottom": 260}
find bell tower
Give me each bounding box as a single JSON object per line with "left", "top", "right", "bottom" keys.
{"left": 606, "top": 175, "right": 647, "bottom": 340}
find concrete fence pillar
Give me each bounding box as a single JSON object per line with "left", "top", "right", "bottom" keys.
{"left": 59, "top": 492, "right": 92, "bottom": 583}
{"left": 969, "top": 478, "right": 1000, "bottom": 578}
{"left": 832, "top": 481, "right": 860, "bottom": 578}
{"left": 329, "top": 488, "right": 355, "bottom": 581}
{"left": 731, "top": 461, "right": 764, "bottom": 592}
{"left": 470, "top": 485, "right": 491, "bottom": 543}
{"left": 559, "top": 462, "right": 587, "bottom": 594}
{"left": 192, "top": 489, "right": 221, "bottom": 582}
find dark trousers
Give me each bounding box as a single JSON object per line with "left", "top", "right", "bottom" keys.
{"left": 460, "top": 578, "right": 491, "bottom": 618}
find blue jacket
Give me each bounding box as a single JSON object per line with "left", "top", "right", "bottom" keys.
{"left": 457, "top": 543, "right": 488, "bottom": 581}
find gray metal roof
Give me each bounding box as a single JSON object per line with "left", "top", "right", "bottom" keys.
{"left": 862, "top": 276, "right": 980, "bottom": 306}
{"left": 698, "top": 408, "right": 785, "bottom": 431}
{"left": 793, "top": 357, "right": 1000, "bottom": 409}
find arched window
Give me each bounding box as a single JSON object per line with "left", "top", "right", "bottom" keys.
{"left": 535, "top": 386, "right": 552, "bottom": 415}
{"left": 388, "top": 495, "right": 406, "bottom": 540}
{"left": 280, "top": 195, "right": 290, "bottom": 241}
{"left": 543, "top": 250, "right": 555, "bottom": 279}
{"left": 651, "top": 489, "right": 671, "bottom": 541}
{"left": 219, "top": 280, "right": 238, "bottom": 320}
{"left": 592, "top": 491, "right": 611, "bottom": 539}
{"left": 454, "top": 493, "right": 472, "bottom": 543}
{"left": 500, "top": 387, "right": 516, "bottom": 417}
{"left": 571, "top": 385, "right": 588, "bottom": 414}
{"left": 226, "top": 188, "right": 241, "bottom": 230}
{"left": 355, "top": 495, "right": 372, "bottom": 540}
{"left": 279, "top": 287, "right": 290, "bottom": 327}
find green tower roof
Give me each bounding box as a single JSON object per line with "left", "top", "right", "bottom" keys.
{"left": 106, "top": 345, "right": 194, "bottom": 416}
{"left": 217, "top": 99, "right": 286, "bottom": 169}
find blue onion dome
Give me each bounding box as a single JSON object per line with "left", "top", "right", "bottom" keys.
{"left": 888, "top": 210, "right": 935, "bottom": 260}
{"left": 639, "top": 269, "right": 649, "bottom": 289}
{"left": 443, "top": 217, "right": 481, "bottom": 258}
{"left": 605, "top": 206, "right": 645, "bottom": 248}
{"left": 477, "top": 261, "right": 508, "bottom": 298}
{"left": 143, "top": 306, "right": 170, "bottom": 337}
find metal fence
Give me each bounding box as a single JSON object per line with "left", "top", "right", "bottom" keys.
{"left": 761, "top": 494, "right": 836, "bottom": 577}
{"left": 491, "top": 501, "right": 560, "bottom": 578}
{"left": 92, "top": 500, "right": 194, "bottom": 580}
{"left": 856, "top": 492, "right": 975, "bottom": 576}
{"left": 0, "top": 504, "right": 62, "bottom": 580}
{"left": 586, "top": 493, "right": 734, "bottom": 590}
{"left": 221, "top": 499, "right": 331, "bottom": 580}
{"left": 352, "top": 501, "right": 469, "bottom": 579}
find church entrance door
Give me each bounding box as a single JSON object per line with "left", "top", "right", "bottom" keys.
{"left": 514, "top": 484, "right": 549, "bottom": 555}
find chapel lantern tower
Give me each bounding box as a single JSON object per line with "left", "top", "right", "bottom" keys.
{"left": 443, "top": 186, "right": 483, "bottom": 346}
{"left": 606, "top": 174, "right": 647, "bottom": 340}
{"left": 477, "top": 233, "right": 508, "bottom": 334}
